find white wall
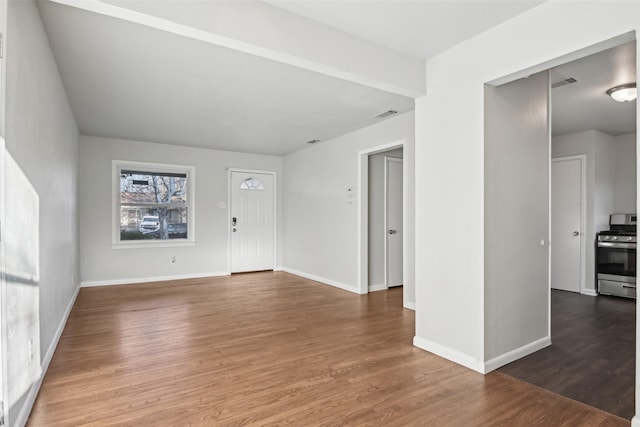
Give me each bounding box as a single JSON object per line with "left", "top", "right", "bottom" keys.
{"left": 614, "top": 133, "right": 637, "bottom": 213}
{"left": 414, "top": 0, "right": 640, "bottom": 382}
{"left": 484, "top": 71, "right": 550, "bottom": 364}
{"left": 282, "top": 112, "right": 415, "bottom": 306}
{"left": 5, "top": 1, "right": 79, "bottom": 425}
{"left": 368, "top": 148, "right": 403, "bottom": 289}
{"left": 79, "top": 136, "right": 282, "bottom": 285}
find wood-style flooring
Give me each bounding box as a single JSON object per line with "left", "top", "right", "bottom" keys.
{"left": 499, "top": 290, "right": 636, "bottom": 420}
{"left": 28, "top": 272, "right": 629, "bottom": 426}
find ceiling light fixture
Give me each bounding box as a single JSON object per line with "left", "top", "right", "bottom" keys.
{"left": 606, "top": 83, "right": 637, "bottom": 102}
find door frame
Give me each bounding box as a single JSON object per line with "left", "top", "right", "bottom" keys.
{"left": 384, "top": 156, "right": 403, "bottom": 288}
{"left": 551, "top": 155, "right": 587, "bottom": 295}
{"left": 0, "top": 136, "right": 6, "bottom": 424}
{"left": 226, "top": 168, "right": 277, "bottom": 274}
{"left": 357, "top": 139, "right": 407, "bottom": 301}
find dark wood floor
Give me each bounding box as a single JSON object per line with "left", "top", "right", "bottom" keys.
{"left": 28, "top": 272, "right": 629, "bottom": 426}
{"left": 499, "top": 289, "right": 636, "bottom": 419}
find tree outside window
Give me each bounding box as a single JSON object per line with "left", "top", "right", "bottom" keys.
{"left": 119, "top": 169, "right": 189, "bottom": 241}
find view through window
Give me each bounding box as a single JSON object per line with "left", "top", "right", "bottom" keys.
{"left": 119, "top": 169, "right": 189, "bottom": 241}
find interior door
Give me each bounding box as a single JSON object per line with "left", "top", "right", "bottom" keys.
{"left": 386, "top": 157, "right": 403, "bottom": 287}
{"left": 551, "top": 157, "right": 583, "bottom": 292}
{"left": 230, "top": 171, "right": 275, "bottom": 273}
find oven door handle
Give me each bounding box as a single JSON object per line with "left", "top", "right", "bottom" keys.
{"left": 597, "top": 242, "right": 636, "bottom": 249}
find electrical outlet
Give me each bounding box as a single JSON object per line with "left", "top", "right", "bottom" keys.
{"left": 170, "top": 256, "right": 176, "bottom": 265}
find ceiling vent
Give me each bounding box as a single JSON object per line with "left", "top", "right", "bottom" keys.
{"left": 551, "top": 77, "right": 578, "bottom": 89}
{"left": 374, "top": 110, "right": 398, "bottom": 119}
{"left": 305, "top": 139, "right": 320, "bottom": 144}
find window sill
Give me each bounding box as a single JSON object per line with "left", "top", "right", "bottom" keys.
{"left": 112, "top": 240, "right": 196, "bottom": 250}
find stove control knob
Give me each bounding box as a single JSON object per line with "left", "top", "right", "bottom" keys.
{"left": 612, "top": 236, "right": 619, "bottom": 241}
{"left": 604, "top": 236, "right": 610, "bottom": 240}
{"left": 628, "top": 236, "right": 634, "bottom": 242}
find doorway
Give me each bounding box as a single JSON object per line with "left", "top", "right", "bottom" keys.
{"left": 385, "top": 156, "right": 403, "bottom": 288}
{"left": 551, "top": 155, "right": 586, "bottom": 293}
{"left": 365, "top": 148, "right": 403, "bottom": 293}
{"left": 357, "top": 140, "right": 408, "bottom": 307}
{"left": 493, "top": 38, "right": 637, "bottom": 419}
{"left": 228, "top": 169, "right": 276, "bottom": 273}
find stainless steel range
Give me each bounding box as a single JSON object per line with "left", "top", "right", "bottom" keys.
{"left": 597, "top": 213, "right": 637, "bottom": 298}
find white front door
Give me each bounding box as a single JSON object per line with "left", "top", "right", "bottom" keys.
{"left": 386, "top": 157, "right": 403, "bottom": 287}
{"left": 551, "top": 157, "right": 583, "bottom": 293}
{"left": 230, "top": 171, "right": 275, "bottom": 273}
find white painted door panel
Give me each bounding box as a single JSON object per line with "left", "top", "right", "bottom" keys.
{"left": 230, "top": 172, "right": 274, "bottom": 273}
{"left": 386, "top": 158, "right": 403, "bottom": 287}
{"left": 551, "top": 158, "right": 582, "bottom": 293}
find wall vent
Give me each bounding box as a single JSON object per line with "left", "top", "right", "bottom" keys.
{"left": 551, "top": 77, "right": 578, "bottom": 89}
{"left": 374, "top": 110, "right": 398, "bottom": 118}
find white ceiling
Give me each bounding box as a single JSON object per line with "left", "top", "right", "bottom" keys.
{"left": 267, "top": 0, "right": 545, "bottom": 59}
{"left": 38, "top": 0, "right": 634, "bottom": 156}
{"left": 551, "top": 41, "right": 636, "bottom": 137}
{"left": 38, "top": 1, "right": 414, "bottom": 156}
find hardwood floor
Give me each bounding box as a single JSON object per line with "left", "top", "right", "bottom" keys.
{"left": 498, "top": 290, "right": 636, "bottom": 420}
{"left": 28, "top": 272, "right": 629, "bottom": 426}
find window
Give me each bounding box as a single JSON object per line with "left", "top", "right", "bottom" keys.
{"left": 113, "top": 161, "right": 195, "bottom": 246}
{"left": 240, "top": 177, "right": 264, "bottom": 190}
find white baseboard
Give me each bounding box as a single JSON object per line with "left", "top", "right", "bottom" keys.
{"left": 404, "top": 301, "right": 415, "bottom": 310}
{"left": 413, "top": 336, "right": 484, "bottom": 373}
{"left": 369, "top": 283, "right": 387, "bottom": 292}
{"left": 15, "top": 282, "right": 81, "bottom": 427}
{"left": 81, "top": 271, "right": 229, "bottom": 287}
{"left": 482, "top": 336, "right": 551, "bottom": 373}
{"left": 632, "top": 415, "right": 640, "bottom": 427}
{"left": 279, "top": 267, "right": 359, "bottom": 294}
{"left": 582, "top": 289, "right": 598, "bottom": 297}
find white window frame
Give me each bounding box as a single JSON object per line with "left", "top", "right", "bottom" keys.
{"left": 112, "top": 160, "right": 196, "bottom": 249}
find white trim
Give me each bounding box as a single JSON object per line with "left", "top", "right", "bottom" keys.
{"left": 227, "top": 168, "right": 277, "bottom": 274}
{"left": 112, "top": 160, "right": 196, "bottom": 248}
{"left": 404, "top": 301, "right": 415, "bottom": 311}
{"left": 551, "top": 155, "right": 587, "bottom": 295}
{"left": 482, "top": 336, "right": 551, "bottom": 374}
{"left": 581, "top": 289, "right": 598, "bottom": 297}
{"left": 384, "top": 156, "right": 403, "bottom": 288}
{"left": 280, "top": 267, "right": 359, "bottom": 294}
{"left": 112, "top": 240, "right": 196, "bottom": 250}
{"left": 413, "top": 336, "right": 484, "bottom": 374}
{"left": 632, "top": 415, "right": 640, "bottom": 427}
{"left": 0, "top": 136, "right": 7, "bottom": 424}
{"left": 368, "top": 283, "right": 387, "bottom": 292}
{"left": 488, "top": 32, "right": 635, "bottom": 87}
{"left": 14, "top": 283, "right": 80, "bottom": 427}
{"left": 357, "top": 140, "right": 406, "bottom": 296}
{"left": 81, "top": 271, "right": 228, "bottom": 287}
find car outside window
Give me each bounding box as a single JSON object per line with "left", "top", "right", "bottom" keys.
{"left": 114, "top": 161, "right": 194, "bottom": 246}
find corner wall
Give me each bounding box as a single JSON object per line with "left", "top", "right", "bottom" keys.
{"left": 281, "top": 112, "right": 415, "bottom": 307}
{"left": 414, "top": 0, "right": 640, "bottom": 380}
{"left": 5, "top": 1, "right": 80, "bottom": 424}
